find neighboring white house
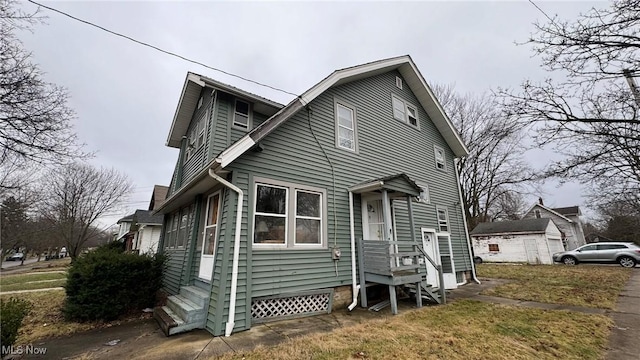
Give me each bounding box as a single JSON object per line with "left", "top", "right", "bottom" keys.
{"left": 470, "top": 218, "right": 564, "bottom": 264}
{"left": 522, "top": 200, "right": 586, "bottom": 250}
{"left": 131, "top": 210, "right": 163, "bottom": 254}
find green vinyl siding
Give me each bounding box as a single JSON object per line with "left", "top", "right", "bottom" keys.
{"left": 163, "top": 249, "right": 186, "bottom": 295}
{"left": 224, "top": 69, "right": 470, "bottom": 308}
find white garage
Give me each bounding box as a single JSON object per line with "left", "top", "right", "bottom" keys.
{"left": 470, "top": 218, "right": 564, "bottom": 265}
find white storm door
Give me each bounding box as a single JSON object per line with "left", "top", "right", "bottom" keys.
{"left": 362, "top": 198, "right": 385, "bottom": 241}
{"left": 421, "top": 228, "right": 441, "bottom": 288}
{"left": 436, "top": 233, "right": 457, "bottom": 289}
{"left": 199, "top": 192, "right": 221, "bottom": 281}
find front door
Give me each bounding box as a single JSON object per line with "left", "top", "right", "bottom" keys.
{"left": 199, "top": 192, "right": 221, "bottom": 281}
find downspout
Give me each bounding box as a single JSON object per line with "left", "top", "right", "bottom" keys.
{"left": 454, "top": 158, "right": 480, "bottom": 284}
{"left": 208, "top": 169, "right": 244, "bottom": 337}
{"left": 347, "top": 191, "right": 360, "bottom": 311}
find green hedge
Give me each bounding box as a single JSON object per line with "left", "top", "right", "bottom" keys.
{"left": 0, "top": 297, "right": 31, "bottom": 350}
{"left": 63, "top": 244, "right": 165, "bottom": 321}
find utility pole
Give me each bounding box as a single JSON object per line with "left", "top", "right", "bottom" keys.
{"left": 622, "top": 69, "right": 640, "bottom": 107}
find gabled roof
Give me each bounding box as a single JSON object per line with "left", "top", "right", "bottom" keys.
{"left": 470, "top": 218, "right": 551, "bottom": 236}
{"left": 133, "top": 209, "right": 163, "bottom": 226}
{"left": 524, "top": 203, "right": 573, "bottom": 223}
{"left": 349, "top": 173, "right": 421, "bottom": 197}
{"left": 166, "top": 73, "right": 284, "bottom": 148}
{"left": 117, "top": 213, "right": 134, "bottom": 224}
{"left": 214, "top": 55, "right": 469, "bottom": 168}
{"left": 551, "top": 206, "right": 581, "bottom": 216}
{"left": 149, "top": 185, "right": 169, "bottom": 211}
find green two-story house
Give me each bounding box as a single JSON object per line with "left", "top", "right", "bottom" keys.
{"left": 153, "top": 55, "right": 477, "bottom": 337}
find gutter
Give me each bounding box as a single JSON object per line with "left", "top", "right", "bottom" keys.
{"left": 207, "top": 169, "right": 244, "bottom": 337}
{"left": 347, "top": 191, "right": 360, "bottom": 311}
{"left": 454, "top": 158, "right": 480, "bottom": 285}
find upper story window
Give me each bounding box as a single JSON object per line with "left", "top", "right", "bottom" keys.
{"left": 434, "top": 145, "right": 446, "bottom": 171}
{"left": 253, "top": 178, "right": 326, "bottom": 249}
{"left": 395, "top": 76, "right": 403, "bottom": 89}
{"left": 185, "top": 109, "right": 208, "bottom": 162}
{"left": 437, "top": 207, "right": 449, "bottom": 232}
{"left": 233, "top": 99, "right": 250, "bottom": 130}
{"left": 335, "top": 101, "right": 357, "bottom": 152}
{"left": 415, "top": 184, "right": 430, "bottom": 204}
{"left": 392, "top": 95, "right": 419, "bottom": 129}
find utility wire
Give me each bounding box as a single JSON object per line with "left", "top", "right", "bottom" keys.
{"left": 27, "top": 0, "right": 299, "bottom": 97}
{"left": 528, "top": 0, "right": 555, "bottom": 24}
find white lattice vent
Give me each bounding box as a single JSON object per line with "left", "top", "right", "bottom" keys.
{"left": 252, "top": 290, "right": 333, "bottom": 323}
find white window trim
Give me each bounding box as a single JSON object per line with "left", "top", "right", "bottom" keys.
{"left": 252, "top": 177, "right": 327, "bottom": 250}
{"left": 202, "top": 191, "right": 222, "bottom": 257}
{"left": 294, "top": 189, "right": 323, "bottom": 246}
{"left": 253, "top": 183, "right": 289, "bottom": 248}
{"left": 436, "top": 206, "right": 450, "bottom": 233}
{"left": 395, "top": 76, "right": 403, "bottom": 89}
{"left": 415, "top": 184, "right": 430, "bottom": 204}
{"left": 434, "top": 145, "right": 447, "bottom": 172}
{"left": 334, "top": 98, "right": 358, "bottom": 153}
{"left": 233, "top": 99, "right": 251, "bottom": 130}
{"left": 391, "top": 94, "right": 420, "bottom": 129}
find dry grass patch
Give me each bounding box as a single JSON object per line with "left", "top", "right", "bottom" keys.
{"left": 0, "top": 289, "right": 151, "bottom": 345}
{"left": 477, "top": 264, "right": 632, "bottom": 309}
{"left": 217, "top": 300, "right": 611, "bottom": 360}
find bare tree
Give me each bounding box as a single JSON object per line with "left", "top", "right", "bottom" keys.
{"left": 1, "top": 0, "right": 85, "bottom": 169}
{"left": 497, "top": 0, "right": 640, "bottom": 210}
{"left": 433, "top": 84, "right": 534, "bottom": 229}
{"left": 41, "top": 163, "right": 133, "bottom": 259}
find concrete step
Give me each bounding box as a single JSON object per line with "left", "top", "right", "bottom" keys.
{"left": 153, "top": 306, "right": 183, "bottom": 336}
{"left": 180, "top": 285, "right": 209, "bottom": 308}
{"left": 167, "top": 295, "right": 206, "bottom": 324}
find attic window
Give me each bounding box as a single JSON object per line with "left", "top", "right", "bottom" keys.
{"left": 534, "top": 209, "right": 541, "bottom": 218}
{"left": 391, "top": 95, "right": 419, "bottom": 129}
{"left": 233, "top": 100, "right": 250, "bottom": 130}
{"left": 395, "top": 76, "right": 403, "bottom": 89}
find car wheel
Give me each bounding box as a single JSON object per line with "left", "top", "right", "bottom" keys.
{"left": 562, "top": 256, "right": 578, "bottom": 265}
{"left": 618, "top": 256, "right": 637, "bottom": 268}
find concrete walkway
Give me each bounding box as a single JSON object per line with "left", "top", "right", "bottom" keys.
{"left": 13, "top": 269, "right": 640, "bottom": 359}
{"left": 605, "top": 269, "right": 640, "bottom": 360}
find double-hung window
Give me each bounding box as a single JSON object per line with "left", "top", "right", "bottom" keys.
{"left": 434, "top": 145, "right": 446, "bottom": 171}
{"left": 233, "top": 99, "right": 250, "bottom": 130}
{"left": 295, "top": 190, "right": 322, "bottom": 245}
{"left": 253, "top": 179, "right": 326, "bottom": 248}
{"left": 437, "top": 207, "right": 449, "bottom": 233}
{"left": 203, "top": 193, "right": 221, "bottom": 255}
{"left": 392, "top": 95, "right": 419, "bottom": 129}
{"left": 335, "top": 101, "right": 357, "bottom": 152}
{"left": 254, "top": 184, "right": 288, "bottom": 245}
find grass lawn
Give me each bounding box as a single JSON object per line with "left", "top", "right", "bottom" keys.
{"left": 476, "top": 264, "right": 632, "bottom": 309}
{"left": 217, "top": 300, "right": 611, "bottom": 360}
{"left": 1, "top": 272, "right": 67, "bottom": 292}
{"left": 0, "top": 290, "right": 152, "bottom": 345}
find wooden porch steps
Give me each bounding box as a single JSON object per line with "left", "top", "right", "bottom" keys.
{"left": 404, "top": 283, "right": 443, "bottom": 304}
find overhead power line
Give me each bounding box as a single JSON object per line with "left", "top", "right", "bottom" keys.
{"left": 528, "top": 0, "right": 555, "bottom": 24}
{"left": 27, "top": 0, "right": 299, "bottom": 97}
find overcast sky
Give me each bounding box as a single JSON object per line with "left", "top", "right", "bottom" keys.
{"left": 17, "top": 0, "right": 602, "bottom": 227}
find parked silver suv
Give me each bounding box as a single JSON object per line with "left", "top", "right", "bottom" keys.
{"left": 553, "top": 242, "right": 640, "bottom": 268}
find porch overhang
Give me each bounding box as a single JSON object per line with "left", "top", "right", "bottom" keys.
{"left": 348, "top": 173, "right": 421, "bottom": 197}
